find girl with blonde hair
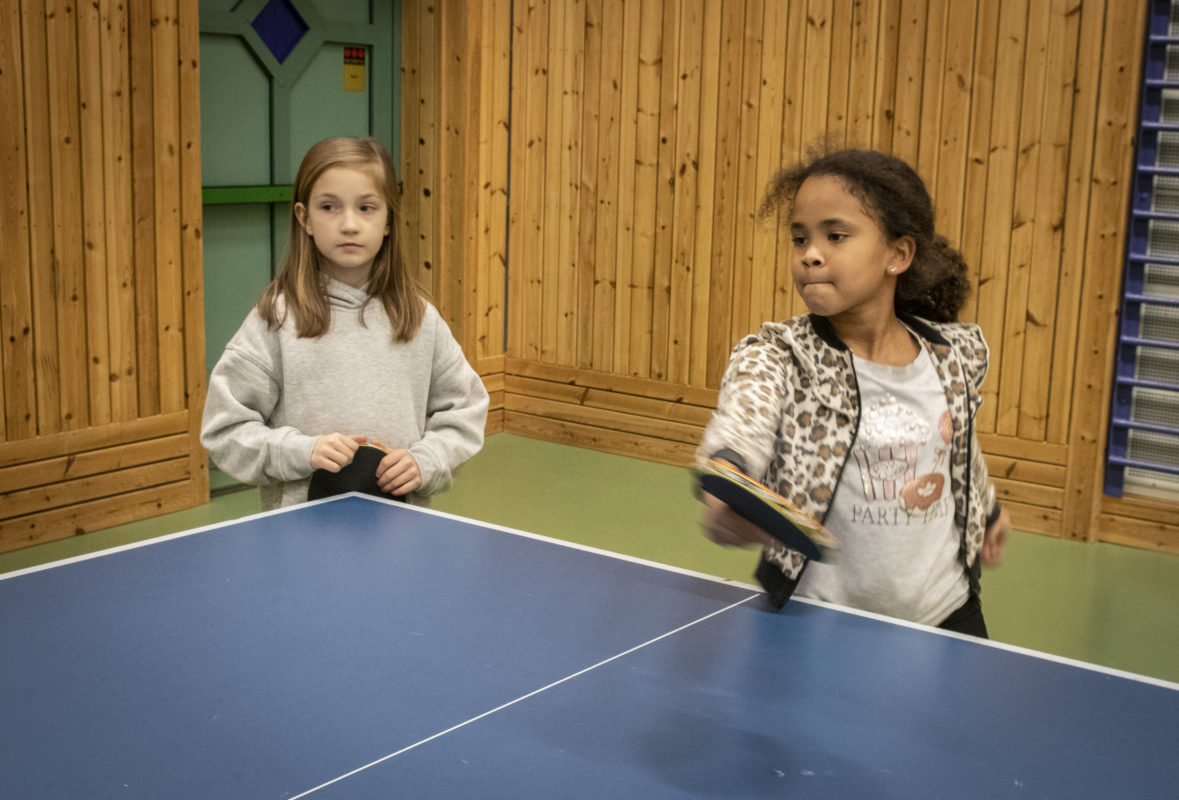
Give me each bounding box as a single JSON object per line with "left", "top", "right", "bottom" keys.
{"left": 202, "top": 137, "right": 488, "bottom": 509}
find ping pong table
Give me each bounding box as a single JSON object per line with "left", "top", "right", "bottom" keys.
{"left": 2, "top": 495, "right": 1177, "bottom": 799}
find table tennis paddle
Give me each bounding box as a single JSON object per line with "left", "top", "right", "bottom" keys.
{"left": 696, "top": 458, "right": 837, "bottom": 562}
{"left": 308, "top": 442, "right": 402, "bottom": 502}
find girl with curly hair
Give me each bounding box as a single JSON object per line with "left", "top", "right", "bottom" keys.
{"left": 699, "top": 148, "right": 1009, "bottom": 637}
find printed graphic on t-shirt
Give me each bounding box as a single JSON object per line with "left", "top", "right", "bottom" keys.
{"left": 850, "top": 397, "right": 952, "bottom": 526}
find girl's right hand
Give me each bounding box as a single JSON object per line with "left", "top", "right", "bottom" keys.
{"left": 311, "top": 433, "right": 367, "bottom": 472}
{"left": 701, "top": 491, "right": 777, "bottom": 549}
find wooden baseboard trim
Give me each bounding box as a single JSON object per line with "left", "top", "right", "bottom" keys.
{"left": 504, "top": 411, "right": 696, "bottom": 468}
{"left": 0, "top": 482, "right": 201, "bottom": 553}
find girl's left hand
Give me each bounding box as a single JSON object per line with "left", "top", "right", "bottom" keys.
{"left": 375, "top": 448, "right": 422, "bottom": 497}
{"left": 981, "top": 506, "right": 1010, "bottom": 567}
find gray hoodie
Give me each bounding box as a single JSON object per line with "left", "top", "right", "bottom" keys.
{"left": 201, "top": 278, "right": 488, "bottom": 509}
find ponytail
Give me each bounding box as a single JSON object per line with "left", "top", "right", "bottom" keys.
{"left": 896, "top": 234, "right": 971, "bottom": 322}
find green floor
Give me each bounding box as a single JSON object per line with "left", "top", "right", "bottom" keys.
{"left": 3, "top": 433, "right": 1178, "bottom": 684}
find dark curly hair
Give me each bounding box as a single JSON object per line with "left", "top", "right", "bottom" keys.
{"left": 760, "top": 147, "right": 971, "bottom": 322}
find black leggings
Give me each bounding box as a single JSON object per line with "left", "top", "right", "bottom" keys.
{"left": 937, "top": 593, "right": 989, "bottom": 638}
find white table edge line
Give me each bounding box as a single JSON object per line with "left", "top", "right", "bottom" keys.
{"left": 368, "top": 494, "right": 764, "bottom": 591}
{"left": 0, "top": 495, "right": 350, "bottom": 580}
{"left": 790, "top": 596, "right": 1179, "bottom": 692}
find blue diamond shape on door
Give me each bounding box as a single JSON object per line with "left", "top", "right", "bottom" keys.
{"left": 252, "top": 0, "right": 308, "bottom": 64}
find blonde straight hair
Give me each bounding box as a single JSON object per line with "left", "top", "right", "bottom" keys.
{"left": 258, "top": 137, "right": 425, "bottom": 341}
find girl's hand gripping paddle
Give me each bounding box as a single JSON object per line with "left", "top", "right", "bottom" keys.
{"left": 696, "top": 458, "right": 838, "bottom": 562}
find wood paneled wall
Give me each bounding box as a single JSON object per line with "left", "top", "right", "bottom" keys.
{"left": 0, "top": 0, "right": 206, "bottom": 550}
{"left": 2, "top": 0, "right": 1166, "bottom": 554}
{"left": 400, "top": 0, "right": 510, "bottom": 423}
{"left": 405, "top": 0, "right": 1178, "bottom": 552}
{"left": 402, "top": 0, "right": 514, "bottom": 426}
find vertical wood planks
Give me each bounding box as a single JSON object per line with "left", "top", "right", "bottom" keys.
{"left": 475, "top": 0, "right": 497, "bottom": 358}
{"left": 958, "top": 0, "right": 1000, "bottom": 327}
{"left": 801, "top": 0, "right": 833, "bottom": 144}
{"left": 913, "top": 0, "right": 946, "bottom": 189}
{"left": 77, "top": 0, "right": 112, "bottom": 427}
{"left": 102, "top": 0, "right": 139, "bottom": 423}
{"left": 930, "top": 1, "right": 975, "bottom": 255}
{"left": 150, "top": 0, "right": 184, "bottom": 414}
{"left": 973, "top": 0, "right": 1029, "bottom": 432}
{"left": 1018, "top": 0, "right": 1081, "bottom": 442}
{"left": 593, "top": 0, "right": 625, "bottom": 372}
{"left": 417, "top": 2, "right": 439, "bottom": 300}
{"left": 540, "top": 0, "right": 565, "bottom": 363}
{"left": 129, "top": 0, "right": 159, "bottom": 417}
{"left": 627, "top": 0, "right": 662, "bottom": 378}
{"left": 703, "top": 0, "right": 741, "bottom": 385}
{"left": 0, "top": 0, "right": 203, "bottom": 430}
{"left": 0, "top": 0, "right": 1158, "bottom": 546}
{"left": 20, "top": 0, "right": 61, "bottom": 436}
{"left": 393, "top": 0, "right": 508, "bottom": 366}
{"left": 556, "top": 0, "right": 585, "bottom": 365}
{"left": 438, "top": 0, "right": 473, "bottom": 340}
{"left": 999, "top": 0, "right": 1052, "bottom": 436}
{"left": 399, "top": 0, "right": 422, "bottom": 292}
{"left": 826, "top": 0, "right": 853, "bottom": 139}
{"left": 776, "top": 1, "right": 811, "bottom": 323}
{"left": 46, "top": 0, "right": 88, "bottom": 430}
{"left": 178, "top": 0, "right": 206, "bottom": 502}
{"left": 664, "top": 0, "right": 702, "bottom": 385}
{"left": 514, "top": 0, "right": 550, "bottom": 362}
{"left": 0, "top": 0, "right": 34, "bottom": 442}
{"left": 405, "top": 0, "right": 1153, "bottom": 541}
{"left": 402, "top": 0, "right": 510, "bottom": 362}
{"left": 746, "top": 0, "right": 790, "bottom": 361}
{"left": 611, "top": 0, "right": 643, "bottom": 376}
{"left": 489, "top": 0, "right": 512, "bottom": 358}
{"left": 648, "top": 0, "right": 679, "bottom": 380}
{"left": 686, "top": 0, "right": 720, "bottom": 388}
{"left": 1063, "top": 0, "right": 1146, "bottom": 539}
{"left": 1, "top": 0, "right": 208, "bottom": 541}
{"left": 1049, "top": 0, "right": 1105, "bottom": 446}
{"left": 870, "top": 0, "right": 902, "bottom": 152}
{"left": 847, "top": 0, "right": 881, "bottom": 147}
{"left": 727, "top": 0, "right": 764, "bottom": 358}
{"left": 577, "top": 0, "right": 603, "bottom": 371}
{"left": 890, "top": 0, "right": 927, "bottom": 165}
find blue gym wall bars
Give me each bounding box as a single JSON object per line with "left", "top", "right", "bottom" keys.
{"left": 1105, "top": 0, "right": 1179, "bottom": 500}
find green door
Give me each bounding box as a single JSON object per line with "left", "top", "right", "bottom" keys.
{"left": 199, "top": 0, "right": 400, "bottom": 489}
{"left": 199, "top": 0, "right": 400, "bottom": 377}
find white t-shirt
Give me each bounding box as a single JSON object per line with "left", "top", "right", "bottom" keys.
{"left": 798, "top": 347, "right": 969, "bottom": 625}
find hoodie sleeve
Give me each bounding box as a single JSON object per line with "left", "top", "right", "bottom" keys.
{"left": 407, "top": 318, "right": 489, "bottom": 496}
{"left": 696, "top": 333, "right": 792, "bottom": 482}
{"left": 200, "top": 312, "right": 318, "bottom": 485}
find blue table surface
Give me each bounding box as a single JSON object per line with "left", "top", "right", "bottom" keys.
{"left": 2, "top": 496, "right": 1177, "bottom": 799}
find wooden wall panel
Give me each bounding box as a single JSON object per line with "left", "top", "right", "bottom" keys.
{"left": 703, "top": 0, "right": 741, "bottom": 383}
{"left": 1064, "top": 0, "right": 1155, "bottom": 545}
{"left": 403, "top": 0, "right": 1169, "bottom": 551}
{"left": 5, "top": 0, "right": 1157, "bottom": 554}
{"left": 402, "top": 0, "right": 510, "bottom": 367}
{"left": 0, "top": 1, "right": 34, "bottom": 443}
{"left": 745, "top": 0, "right": 790, "bottom": 359}
{"left": 102, "top": 0, "right": 139, "bottom": 425}
{"left": 0, "top": 0, "right": 206, "bottom": 552}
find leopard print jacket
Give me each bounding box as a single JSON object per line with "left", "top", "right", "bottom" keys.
{"left": 699, "top": 313, "right": 999, "bottom": 608}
